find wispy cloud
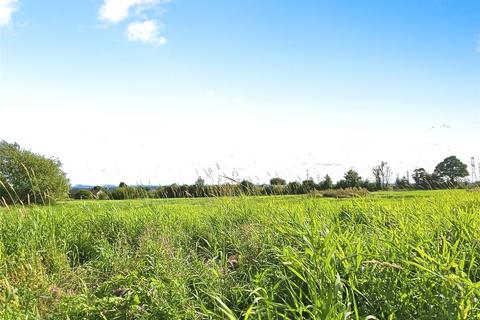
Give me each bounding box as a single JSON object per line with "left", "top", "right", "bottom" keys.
{"left": 0, "top": 0, "right": 19, "bottom": 27}
{"left": 98, "top": 0, "right": 170, "bottom": 46}
{"left": 126, "top": 20, "right": 166, "bottom": 46}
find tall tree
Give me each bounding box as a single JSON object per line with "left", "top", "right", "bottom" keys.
{"left": 195, "top": 176, "right": 205, "bottom": 187}
{"left": 434, "top": 156, "right": 469, "bottom": 185}
{"left": 194, "top": 176, "right": 206, "bottom": 197}
{"left": 394, "top": 176, "right": 411, "bottom": 189}
{"left": 412, "top": 168, "right": 429, "bottom": 189}
{"left": 344, "top": 170, "right": 362, "bottom": 188}
{"left": 320, "top": 174, "right": 333, "bottom": 190}
{"left": 372, "top": 161, "right": 392, "bottom": 190}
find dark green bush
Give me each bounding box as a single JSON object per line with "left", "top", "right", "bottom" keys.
{"left": 75, "top": 190, "right": 94, "bottom": 200}
{"left": 0, "top": 141, "right": 70, "bottom": 205}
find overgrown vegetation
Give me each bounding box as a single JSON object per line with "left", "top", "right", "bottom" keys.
{"left": 71, "top": 157, "right": 473, "bottom": 201}
{"left": 0, "top": 141, "right": 70, "bottom": 205}
{"left": 1, "top": 190, "right": 480, "bottom": 319}
{"left": 320, "top": 187, "right": 369, "bottom": 198}
{"left": 0, "top": 141, "right": 473, "bottom": 204}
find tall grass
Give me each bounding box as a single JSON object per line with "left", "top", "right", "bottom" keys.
{"left": 0, "top": 190, "right": 479, "bottom": 319}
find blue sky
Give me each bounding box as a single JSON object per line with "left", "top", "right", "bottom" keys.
{"left": 1, "top": 0, "right": 479, "bottom": 185}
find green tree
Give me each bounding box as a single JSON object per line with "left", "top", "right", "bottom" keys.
{"left": 395, "top": 176, "right": 411, "bottom": 190}
{"left": 270, "top": 177, "right": 286, "bottom": 186}
{"left": 194, "top": 176, "right": 206, "bottom": 197}
{"left": 372, "top": 161, "right": 392, "bottom": 190}
{"left": 195, "top": 176, "right": 205, "bottom": 187}
{"left": 319, "top": 175, "right": 333, "bottom": 190}
{"left": 301, "top": 179, "right": 316, "bottom": 193}
{"left": 286, "top": 181, "right": 301, "bottom": 194}
{"left": 240, "top": 180, "right": 255, "bottom": 194}
{"left": 343, "top": 169, "right": 362, "bottom": 188}
{"left": 412, "top": 168, "right": 429, "bottom": 189}
{"left": 434, "top": 156, "right": 469, "bottom": 185}
{"left": 0, "top": 141, "right": 70, "bottom": 205}
{"left": 75, "top": 190, "right": 94, "bottom": 200}
{"left": 411, "top": 168, "right": 442, "bottom": 189}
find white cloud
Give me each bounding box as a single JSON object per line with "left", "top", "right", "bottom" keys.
{"left": 0, "top": 0, "right": 19, "bottom": 27}
{"left": 98, "top": 0, "right": 165, "bottom": 24}
{"left": 125, "top": 20, "right": 166, "bottom": 46}
{"left": 98, "top": 0, "right": 170, "bottom": 46}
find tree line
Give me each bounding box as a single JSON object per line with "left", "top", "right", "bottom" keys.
{"left": 73, "top": 156, "right": 471, "bottom": 200}
{"left": 0, "top": 140, "right": 473, "bottom": 205}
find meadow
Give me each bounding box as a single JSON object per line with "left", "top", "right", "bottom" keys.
{"left": 1, "top": 190, "right": 480, "bottom": 319}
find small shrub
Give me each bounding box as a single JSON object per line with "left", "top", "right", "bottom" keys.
{"left": 75, "top": 190, "right": 94, "bottom": 200}
{"left": 96, "top": 191, "right": 109, "bottom": 200}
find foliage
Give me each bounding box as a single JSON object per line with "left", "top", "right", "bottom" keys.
{"left": 394, "top": 176, "right": 411, "bottom": 190}
{"left": 412, "top": 168, "right": 437, "bottom": 189}
{"left": 372, "top": 161, "right": 392, "bottom": 190}
{"left": 301, "top": 179, "right": 316, "bottom": 193}
{"left": 1, "top": 191, "right": 480, "bottom": 319}
{"left": 67, "top": 155, "right": 474, "bottom": 202}
{"left": 286, "top": 181, "right": 302, "bottom": 194}
{"left": 195, "top": 176, "right": 205, "bottom": 186}
{"left": 336, "top": 170, "right": 362, "bottom": 189}
{"left": 74, "top": 190, "right": 94, "bottom": 200}
{"left": 96, "top": 191, "right": 110, "bottom": 200}
{"left": 321, "top": 187, "right": 369, "bottom": 198}
{"left": 0, "top": 141, "right": 70, "bottom": 205}
{"left": 239, "top": 180, "right": 256, "bottom": 195}
{"left": 262, "top": 184, "right": 287, "bottom": 195}
{"left": 270, "top": 177, "right": 286, "bottom": 185}
{"left": 434, "top": 155, "right": 469, "bottom": 184}
{"left": 111, "top": 186, "right": 149, "bottom": 200}
{"left": 319, "top": 174, "right": 333, "bottom": 190}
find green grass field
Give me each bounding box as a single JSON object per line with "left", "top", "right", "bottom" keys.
{"left": 1, "top": 190, "right": 480, "bottom": 319}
